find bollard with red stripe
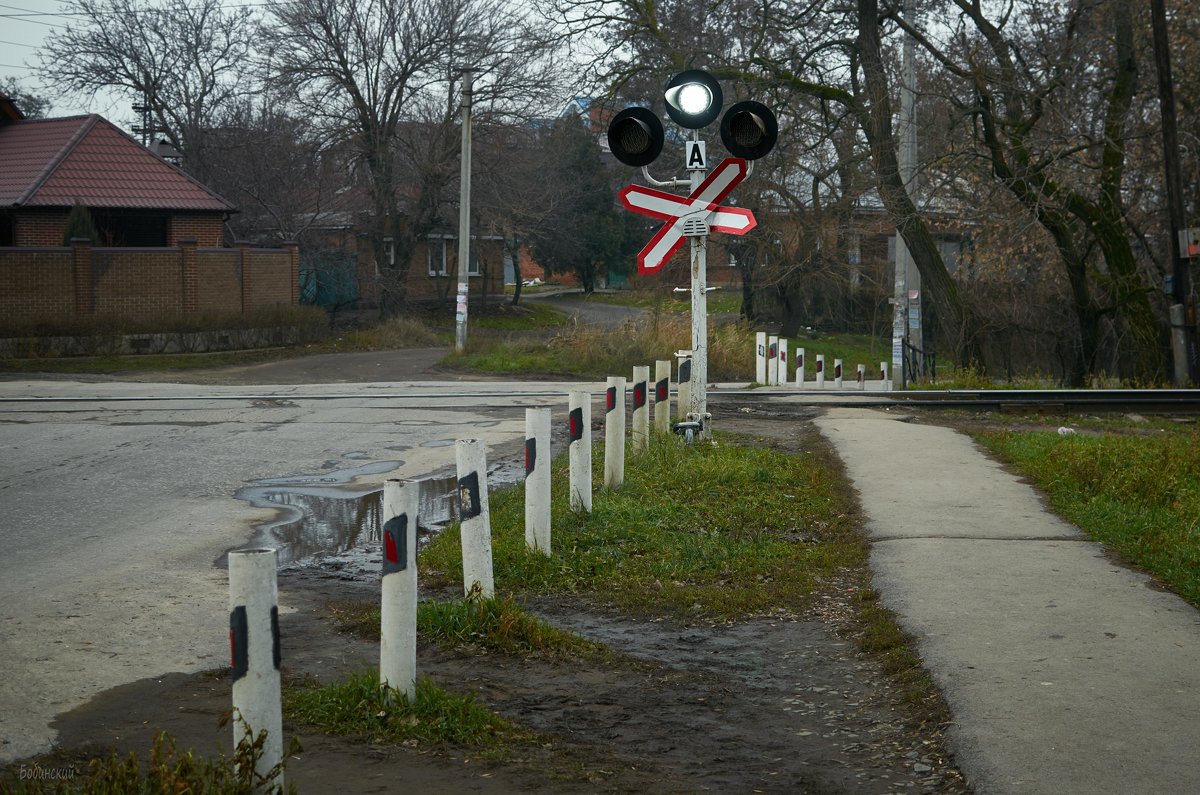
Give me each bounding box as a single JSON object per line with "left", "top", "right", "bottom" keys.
{"left": 795, "top": 347, "right": 806, "bottom": 386}
{"left": 654, "top": 360, "right": 672, "bottom": 434}
{"left": 380, "top": 479, "right": 418, "bottom": 699}
{"left": 834, "top": 359, "right": 844, "bottom": 388}
{"left": 568, "top": 390, "right": 592, "bottom": 512}
{"left": 631, "top": 365, "right": 650, "bottom": 453}
{"left": 815, "top": 354, "right": 826, "bottom": 388}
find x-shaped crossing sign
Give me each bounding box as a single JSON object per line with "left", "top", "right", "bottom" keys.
{"left": 618, "top": 157, "right": 756, "bottom": 274}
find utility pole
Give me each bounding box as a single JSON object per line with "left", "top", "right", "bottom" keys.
{"left": 892, "top": 0, "right": 919, "bottom": 387}
{"left": 1150, "top": 0, "right": 1197, "bottom": 385}
{"left": 454, "top": 69, "right": 475, "bottom": 354}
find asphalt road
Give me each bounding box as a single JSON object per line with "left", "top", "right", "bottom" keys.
{"left": 0, "top": 375, "right": 594, "bottom": 764}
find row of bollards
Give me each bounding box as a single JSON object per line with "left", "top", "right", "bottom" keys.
{"left": 224, "top": 365, "right": 690, "bottom": 785}
{"left": 755, "top": 331, "right": 891, "bottom": 390}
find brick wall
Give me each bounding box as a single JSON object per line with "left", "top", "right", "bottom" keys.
{"left": 14, "top": 212, "right": 68, "bottom": 247}
{"left": 93, "top": 248, "right": 182, "bottom": 316}
{"left": 0, "top": 242, "right": 298, "bottom": 325}
{"left": 0, "top": 249, "right": 75, "bottom": 323}
{"left": 169, "top": 214, "right": 225, "bottom": 247}
{"left": 9, "top": 210, "right": 224, "bottom": 247}
{"left": 243, "top": 249, "right": 295, "bottom": 310}
{"left": 196, "top": 249, "right": 240, "bottom": 312}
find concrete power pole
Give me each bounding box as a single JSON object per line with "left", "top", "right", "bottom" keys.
{"left": 892, "top": 0, "right": 921, "bottom": 387}
{"left": 1150, "top": 0, "right": 1197, "bottom": 385}
{"left": 454, "top": 69, "right": 475, "bottom": 354}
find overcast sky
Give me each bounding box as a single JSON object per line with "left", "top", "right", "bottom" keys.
{"left": 2, "top": 0, "right": 143, "bottom": 122}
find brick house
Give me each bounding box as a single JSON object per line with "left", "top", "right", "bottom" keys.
{"left": 0, "top": 93, "right": 298, "bottom": 324}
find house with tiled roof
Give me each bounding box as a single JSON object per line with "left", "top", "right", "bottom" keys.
{"left": 0, "top": 96, "right": 235, "bottom": 247}
{"left": 0, "top": 92, "right": 299, "bottom": 326}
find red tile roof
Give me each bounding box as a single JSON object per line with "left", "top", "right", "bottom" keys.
{"left": 0, "top": 114, "right": 235, "bottom": 212}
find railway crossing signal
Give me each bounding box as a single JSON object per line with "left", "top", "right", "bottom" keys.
{"left": 606, "top": 70, "right": 777, "bottom": 441}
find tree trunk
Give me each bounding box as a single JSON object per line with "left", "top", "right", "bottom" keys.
{"left": 855, "top": 0, "right": 981, "bottom": 367}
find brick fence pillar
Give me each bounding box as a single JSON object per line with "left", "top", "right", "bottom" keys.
{"left": 283, "top": 241, "right": 300, "bottom": 304}
{"left": 70, "top": 237, "right": 94, "bottom": 316}
{"left": 237, "top": 240, "right": 252, "bottom": 313}
{"left": 180, "top": 237, "right": 198, "bottom": 314}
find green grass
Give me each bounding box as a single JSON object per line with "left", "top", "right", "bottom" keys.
{"left": 471, "top": 301, "right": 570, "bottom": 331}
{"left": 421, "top": 432, "right": 864, "bottom": 621}
{"left": 285, "top": 670, "right": 528, "bottom": 748}
{"left": 329, "top": 593, "right": 612, "bottom": 662}
{"left": 976, "top": 429, "right": 1200, "bottom": 607}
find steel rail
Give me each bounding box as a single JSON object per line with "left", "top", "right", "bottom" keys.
{"left": 0, "top": 387, "right": 1198, "bottom": 411}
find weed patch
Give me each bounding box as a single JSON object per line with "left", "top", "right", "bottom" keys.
{"left": 329, "top": 594, "right": 613, "bottom": 662}
{"left": 976, "top": 429, "right": 1200, "bottom": 607}
{"left": 421, "top": 432, "right": 865, "bottom": 621}
{"left": 285, "top": 671, "right": 528, "bottom": 749}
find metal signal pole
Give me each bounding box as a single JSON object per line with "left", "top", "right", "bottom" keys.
{"left": 688, "top": 145, "right": 710, "bottom": 439}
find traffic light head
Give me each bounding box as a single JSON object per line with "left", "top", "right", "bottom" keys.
{"left": 663, "top": 69, "right": 723, "bottom": 129}
{"left": 607, "top": 106, "right": 665, "bottom": 167}
{"left": 720, "top": 101, "right": 778, "bottom": 160}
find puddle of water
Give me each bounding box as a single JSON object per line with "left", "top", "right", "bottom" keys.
{"left": 235, "top": 459, "right": 526, "bottom": 575}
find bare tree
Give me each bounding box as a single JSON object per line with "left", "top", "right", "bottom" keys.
{"left": 536, "top": 0, "right": 982, "bottom": 365}
{"left": 37, "top": 0, "right": 258, "bottom": 166}
{"left": 262, "top": 0, "right": 563, "bottom": 315}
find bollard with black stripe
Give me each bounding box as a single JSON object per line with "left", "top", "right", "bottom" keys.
{"left": 525, "top": 407, "right": 552, "bottom": 555}
{"left": 228, "top": 547, "right": 283, "bottom": 786}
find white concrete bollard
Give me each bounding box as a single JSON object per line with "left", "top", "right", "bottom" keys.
{"left": 525, "top": 407, "right": 551, "bottom": 555}
{"left": 767, "top": 335, "right": 779, "bottom": 385}
{"left": 856, "top": 364, "right": 866, "bottom": 390}
{"left": 880, "top": 361, "right": 890, "bottom": 391}
{"left": 455, "top": 439, "right": 494, "bottom": 598}
{"left": 795, "top": 347, "right": 806, "bottom": 387}
{"left": 380, "top": 479, "right": 418, "bottom": 700}
{"left": 676, "top": 356, "right": 692, "bottom": 421}
{"left": 815, "top": 354, "right": 826, "bottom": 388}
{"left": 604, "top": 377, "right": 626, "bottom": 490}
{"left": 568, "top": 390, "right": 592, "bottom": 513}
{"left": 631, "top": 365, "right": 650, "bottom": 453}
{"left": 755, "top": 331, "right": 767, "bottom": 384}
{"left": 228, "top": 547, "right": 283, "bottom": 786}
{"left": 654, "top": 360, "right": 672, "bottom": 434}
{"left": 834, "top": 358, "right": 844, "bottom": 388}
{"left": 778, "top": 339, "right": 788, "bottom": 386}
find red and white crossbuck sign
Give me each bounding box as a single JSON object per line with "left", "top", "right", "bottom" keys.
{"left": 618, "top": 157, "right": 756, "bottom": 274}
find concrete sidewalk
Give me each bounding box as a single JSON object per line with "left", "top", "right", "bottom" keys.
{"left": 814, "top": 408, "right": 1200, "bottom": 795}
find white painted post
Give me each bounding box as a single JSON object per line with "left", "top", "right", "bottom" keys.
{"left": 834, "top": 358, "right": 844, "bottom": 388}
{"left": 767, "top": 335, "right": 779, "bottom": 385}
{"left": 755, "top": 331, "right": 767, "bottom": 384}
{"left": 795, "top": 347, "right": 806, "bottom": 387}
{"left": 631, "top": 365, "right": 650, "bottom": 453}
{"left": 880, "top": 361, "right": 891, "bottom": 391}
{"left": 654, "top": 360, "right": 671, "bottom": 434}
{"left": 568, "top": 390, "right": 592, "bottom": 513}
{"left": 856, "top": 363, "right": 866, "bottom": 390}
{"left": 228, "top": 547, "right": 283, "bottom": 787}
{"left": 525, "top": 408, "right": 551, "bottom": 555}
{"left": 676, "top": 355, "right": 692, "bottom": 421}
{"left": 604, "top": 377, "right": 626, "bottom": 490}
{"left": 815, "top": 354, "right": 826, "bottom": 388}
{"left": 778, "top": 339, "right": 788, "bottom": 386}
{"left": 455, "top": 439, "right": 494, "bottom": 598}
{"left": 380, "top": 479, "right": 418, "bottom": 700}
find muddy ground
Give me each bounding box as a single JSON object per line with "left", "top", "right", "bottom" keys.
{"left": 1, "top": 410, "right": 971, "bottom": 794}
